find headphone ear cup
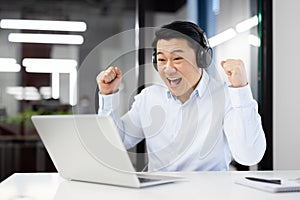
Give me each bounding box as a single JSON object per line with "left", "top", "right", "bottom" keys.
{"left": 152, "top": 50, "right": 158, "bottom": 71}
{"left": 204, "top": 47, "right": 213, "bottom": 67}
{"left": 197, "top": 47, "right": 213, "bottom": 68}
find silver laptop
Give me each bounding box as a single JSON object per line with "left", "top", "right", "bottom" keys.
{"left": 31, "top": 114, "right": 182, "bottom": 188}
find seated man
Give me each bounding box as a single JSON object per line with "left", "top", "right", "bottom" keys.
{"left": 96, "top": 21, "right": 266, "bottom": 171}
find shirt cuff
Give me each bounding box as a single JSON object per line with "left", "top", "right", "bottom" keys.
{"left": 228, "top": 84, "right": 253, "bottom": 107}
{"left": 98, "top": 91, "right": 120, "bottom": 112}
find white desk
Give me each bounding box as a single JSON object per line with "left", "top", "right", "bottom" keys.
{"left": 1, "top": 171, "right": 300, "bottom": 200}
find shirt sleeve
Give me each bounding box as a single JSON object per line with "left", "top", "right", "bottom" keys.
{"left": 98, "top": 91, "right": 144, "bottom": 149}
{"left": 224, "top": 84, "right": 266, "bottom": 166}
{"left": 98, "top": 91, "right": 120, "bottom": 115}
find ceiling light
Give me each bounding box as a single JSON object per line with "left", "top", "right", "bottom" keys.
{"left": 69, "top": 71, "right": 77, "bottom": 106}
{"left": 40, "top": 87, "right": 52, "bottom": 99}
{"left": 0, "top": 58, "right": 21, "bottom": 72}
{"left": 6, "top": 86, "right": 41, "bottom": 101}
{"left": 236, "top": 15, "right": 258, "bottom": 33}
{"left": 248, "top": 34, "right": 261, "bottom": 47}
{"left": 51, "top": 73, "right": 60, "bottom": 99}
{"left": 22, "top": 58, "right": 78, "bottom": 105}
{"left": 22, "top": 58, "right": 77, "bottom": 73}
{"left": 0, "top": 58, "right": 17, "bottom": 64}
{"left": 0, "top": 64, "right": 21, "bottom": 72}
{"left": 0, "top": 19, "right": 87, "bottom": 32}
{"left": 208, "top": 28, "right": 237, "bottom": 47}
{"left": 8, "top": 33, "right": 84, "bottom": 45}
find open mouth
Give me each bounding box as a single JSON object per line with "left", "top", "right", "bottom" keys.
{"left": 167, "top": 77, "right": 182, "bottom": 87}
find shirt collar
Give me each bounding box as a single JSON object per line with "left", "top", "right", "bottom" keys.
{"left": 166, "top": 69, "right": 210, "bottom": 100}
{"left": 194, "top": 69, "right": 210, "bottom": 98}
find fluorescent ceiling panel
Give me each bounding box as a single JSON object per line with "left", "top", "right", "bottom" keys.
{"left": 22, "top": 58, "right": 77, "bottom": 73}
{"left": 0, "top": 58, "right": 20, "bottom": 72}
{"left": 9, "top": 33, "right": 84, "bottom": 45}
{"left": 0, "top": 19, "right": 87, "bottom": 32}
{"left": 208, "top": 28, "right": 237, "bottom": 47}
{"left": 236, "top": 15, "right": 258, "bottom": 33}
{"left": 248, "top": 34, "right": 261, "bottom": 47}
{"left": 0, "top": 64, "right": 21, "bottom": 72}
{"left": 6, "top": 86, "right": 41, "bottom": 101}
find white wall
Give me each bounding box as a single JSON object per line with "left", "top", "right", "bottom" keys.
{"left": 273, "top": 0, "right": 300, "bottom": 169}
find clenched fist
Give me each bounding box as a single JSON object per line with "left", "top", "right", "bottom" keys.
{"left": 96, "top": 66, "right": 122, "bottom": 95}
{"left": 220, "top": 59, "right": 248, "bottom": 88}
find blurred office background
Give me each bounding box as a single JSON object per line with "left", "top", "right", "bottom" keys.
{"left": 0, "top": 0, "right": 299, "bottom": 181}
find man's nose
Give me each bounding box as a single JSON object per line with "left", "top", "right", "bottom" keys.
{"left": 164, "top": 60, "right": 176, "bottom": 73}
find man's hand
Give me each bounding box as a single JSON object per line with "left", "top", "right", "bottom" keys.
{"left": 220, "top": 59, "right": 248, "bottom": 88}
{"left": 96, "top": 66, "right": 122, "bottom": 95}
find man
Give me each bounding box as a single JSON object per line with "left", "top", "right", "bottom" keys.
{"left": 96, "top": 21, "right": 266, "bottom": 171}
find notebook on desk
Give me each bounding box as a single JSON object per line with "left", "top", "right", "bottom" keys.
{"left": 31, "top": 114, "right": 183, "bottom": 188}
{"left": 235, "top": 176, "right": 300, "bottom": 193}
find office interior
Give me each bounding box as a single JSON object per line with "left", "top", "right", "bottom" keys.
{"left": 0, "top": 0, "right": 299, "bottom": 182}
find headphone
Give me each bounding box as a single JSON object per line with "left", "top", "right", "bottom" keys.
{"left": 152, "top": 23, "right": 213, "bottom": 71}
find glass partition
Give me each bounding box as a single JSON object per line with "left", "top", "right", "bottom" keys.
{"left": 0, "top": 0, "right": 136, "bottom": 180}
{"left": 0, "top": 0, "right": 260, "bottom": 180}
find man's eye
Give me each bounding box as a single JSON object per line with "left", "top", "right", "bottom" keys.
{"left": 158, "top": 58, "right": 166, "bottom": 62}
{"left": 174, "top": 57, "right": 183, "bottom": 61}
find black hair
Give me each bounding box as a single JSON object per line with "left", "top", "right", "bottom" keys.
{"left": 152, "top": 21, "right": 208, "bottom": 53}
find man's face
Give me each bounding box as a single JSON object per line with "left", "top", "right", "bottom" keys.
{"left": 156, "top": 38, "right": 201, "bottom": 102}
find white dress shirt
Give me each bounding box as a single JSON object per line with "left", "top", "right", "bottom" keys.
{"left": 98, "top": 70, "right": 266, "bottom": 171}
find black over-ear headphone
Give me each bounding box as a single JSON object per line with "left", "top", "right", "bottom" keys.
{"left": 152, "top": 23, "right": 213, "bottom": 71}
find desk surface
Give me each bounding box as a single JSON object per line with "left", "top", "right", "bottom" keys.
{"left": 1, "top": 171, "right": 300, "bottom": 200}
